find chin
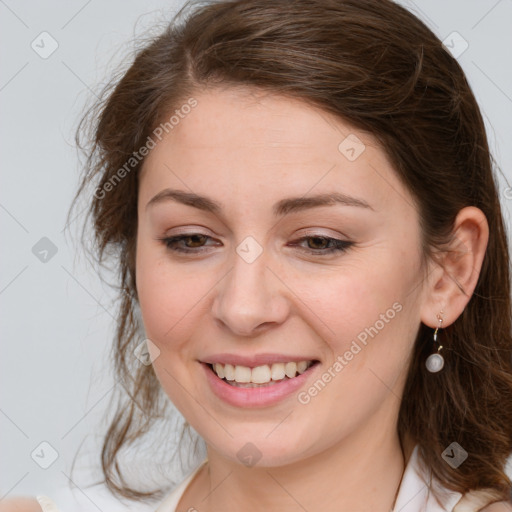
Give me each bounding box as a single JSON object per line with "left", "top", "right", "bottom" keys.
{"left": 204, "top": 430, "right": 316, "bottom": 469}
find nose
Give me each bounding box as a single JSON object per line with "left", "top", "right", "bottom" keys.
{"left": 211, "top": 246, "right": 290, "bottom": 337}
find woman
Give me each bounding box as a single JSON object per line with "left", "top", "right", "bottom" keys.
{"left": 6, "top": 0, "right": 512, "bottom": 510}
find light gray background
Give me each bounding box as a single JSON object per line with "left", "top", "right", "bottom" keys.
{"left": 1, "top": 0, "right": 511, "bottom": 508}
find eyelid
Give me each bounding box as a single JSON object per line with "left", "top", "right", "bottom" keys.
{"left": 295, "top": 227, "right": 350, "bottom": 240}
{"left": 164, "top": 225, "right": 214, "bottom": 236}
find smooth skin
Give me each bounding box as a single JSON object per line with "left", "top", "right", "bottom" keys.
{"left": 134, "top": 86, "right": 493, "bottom": 511}
{"left": 3, "top": 89, "right": 509, "bottom": 511}
{"left": 0, "top": 499, "right": 42, "bottom": 512}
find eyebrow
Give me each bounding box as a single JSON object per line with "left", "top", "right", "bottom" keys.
{"left": 146, "top": 188, "right": 374, "bottom": 216}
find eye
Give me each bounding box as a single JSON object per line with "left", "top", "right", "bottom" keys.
{"left": 158, "top": 233, "right": 354, "bottom": 257}
{"left": 158, "top": 233, "right": 218, "bottom": 254}
{"left": 290, "top": 235, "right": 353, "bottom": 255}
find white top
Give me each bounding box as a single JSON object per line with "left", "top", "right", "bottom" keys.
{"left": 37, "top": 445, "right": 503, "bottom": 512}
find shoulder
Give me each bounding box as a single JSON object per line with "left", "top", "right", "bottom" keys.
{"left": 0, "top": 497, "right": 42, "bottom": 512}
{"left": 479, "top": 501, "right": 512, "bottom": 512}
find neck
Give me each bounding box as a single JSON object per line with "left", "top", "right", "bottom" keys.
{"left": 191, "top": 421, "right": 407, "bottom": 512}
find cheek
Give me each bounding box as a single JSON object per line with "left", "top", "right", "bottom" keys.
{"left": 135, "top": 239, "right": 218, "bottom": 355}
{"left": 135, "top": 245, "right": 205, "bottom": 411}
{"left": 304, "top": 251, "right": 420, "bottom": 373}
{"left": 298, "top": 269, "right": 418, "bottom": 435}
{"left": 305, "top": 262, "right": 407, "bottom": 334}
{"left": 136, "top": 254, "right": 172, "bottom": 339}
{"left": 136, "top": 239, "right": 186, "bottom": 343}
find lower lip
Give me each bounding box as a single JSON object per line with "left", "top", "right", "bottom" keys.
{"left": 201, "top": 362, "right": 319, "bottom": 408}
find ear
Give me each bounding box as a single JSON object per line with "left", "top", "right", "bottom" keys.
{"left": 420, "top": 206, "right": 489, "bottom": 328}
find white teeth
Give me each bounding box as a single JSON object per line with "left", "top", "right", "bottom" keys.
{"left": 271, "top": 363, "right": 285, "bottom": 381}
{"left": 251, "top": 365, "right": 271, "bottom": 384}
{"left": 284, "top": 362, "right": 297, "bottom": 378}
{"left": 210, "top": 360, "right": 314, "bottom": 384}
{"left": 224, "top": 363, "right": 235, "bottom": 381}
{"left": 214, "top": 363, "right": 225, "bottom": 379}
{"left": 297, "top": 361, "right": 308, "bottom": 374}
{"left": 234, "top": 365, "right": 251, "bottom": 383}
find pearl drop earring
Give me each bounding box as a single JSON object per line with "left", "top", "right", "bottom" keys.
{"left": 425, "top": 313, "right": 445, "bottom": 373}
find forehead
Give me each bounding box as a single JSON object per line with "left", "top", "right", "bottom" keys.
{"left": 139, "top": 87, "right": 415, "bottom": 218}
{"left": 150, "top": 87, "right": 368, "bottom": 160}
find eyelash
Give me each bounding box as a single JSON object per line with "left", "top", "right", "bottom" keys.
{"left": 158, "top": 234, "right": 353, "bottom": 256}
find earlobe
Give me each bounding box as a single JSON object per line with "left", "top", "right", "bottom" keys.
{"left": 420, "top": 206, "right": 489, "bottom": 329}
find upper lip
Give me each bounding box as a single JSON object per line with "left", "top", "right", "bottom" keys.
{"left": 201, "top": 353, "right": 319, "bottom": 368}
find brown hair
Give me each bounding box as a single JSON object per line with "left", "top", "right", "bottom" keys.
{"left": 72, "top": 0, "right": 512, "bottom": 504}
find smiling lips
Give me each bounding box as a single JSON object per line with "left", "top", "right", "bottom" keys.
{"left": 211, "top": 360, "right": 315, "bottom": 386}
{"left": 202, "top": 357, "right": 320, "bottom": 407}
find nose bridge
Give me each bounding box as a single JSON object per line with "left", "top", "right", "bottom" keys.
{"left": 212, "top": 240, "right": 288, "bottom": 335}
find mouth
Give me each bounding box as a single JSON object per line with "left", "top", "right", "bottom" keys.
{"left": 205, "top": 360, "right": 320, "bottom": 388}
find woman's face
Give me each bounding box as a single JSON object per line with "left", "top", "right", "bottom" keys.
{"left": 136, "top": 87, "right": 429, "bottom": 467}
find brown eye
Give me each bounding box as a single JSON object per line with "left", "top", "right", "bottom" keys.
{"left": 306, "top": 237, "right": 330, "bottom": 250}
{"left": 291, "top": 236, "right": 353, "bottom": 256}
{"left": 159, "top": 233, "right": 218, "bottom": 254}
{"left": 184, "top": 234, "right": 208, "bottom": 247}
